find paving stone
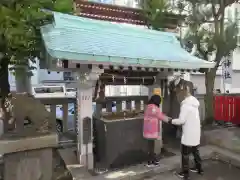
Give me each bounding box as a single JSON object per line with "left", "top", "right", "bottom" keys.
{"left": 143, "top": 160, "right": 240, "bottom": 180}
{"left": 71, "top": 145, "right": 240, "bottom": 180}
{"left": 82, "top": 146, "right": 214, "bottom": 180}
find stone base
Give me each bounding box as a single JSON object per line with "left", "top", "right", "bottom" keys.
{"left": 0, "top": 133, "right": 58, "bottom": 180}
{"left": 0, "top": 133, "right": 57, "bottom": 154}
{"left": 80, "top": 153, "right": 94, "bottom": 170}
{"left": 4, "top": 148, "right": 53, "bottom": 180}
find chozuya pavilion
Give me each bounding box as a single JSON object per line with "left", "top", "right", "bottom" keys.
{"left": 40, "top": 12, "right": 215, "bottom": 170}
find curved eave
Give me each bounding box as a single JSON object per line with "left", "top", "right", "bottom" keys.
{"left": 40, "top": 12, "right": 215, "bottom": 70}
{"left": 45, "top": 47, "right": 215, "bottom": 70}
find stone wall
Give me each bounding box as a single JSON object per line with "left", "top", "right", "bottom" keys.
{"left": 203, "top": 128, "right": 240, "bottom": 153}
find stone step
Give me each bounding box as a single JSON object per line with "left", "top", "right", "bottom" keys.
{"left": 58, "top": 148, "right": 93, "bottom": 179}
{"left": 210, "top": 145, "right": 240, "bottom": 168}
{"left": 57, "top": 148, "right": 78, "bottom": 165}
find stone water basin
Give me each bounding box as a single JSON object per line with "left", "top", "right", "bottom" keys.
{"left": 93, "top": 111, "right": 149, "bottom": 169}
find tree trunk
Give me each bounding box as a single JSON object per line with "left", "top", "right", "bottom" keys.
{"left": 204, "top": 68, "right": 217, "bottom": 125}
{"left": 0, "top": 56, "right": 11, "bottom": 132}
{"left": 0, "top": 56, "right": 10, "bottom": 96}
{"left": 15, "top": 66, "right": 32, "bottom": 93}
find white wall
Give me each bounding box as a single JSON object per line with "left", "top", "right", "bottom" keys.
{"left": 232, "top": 48, "right": 240, "bottom": 70}
{"left": 191, "top": 74, "right": 222, "bottom": 94}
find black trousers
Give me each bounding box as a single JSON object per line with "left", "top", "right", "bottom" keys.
{"left": 181, "top": 144, "right": 202, "bottom": 177}
{"left": 147, "top": 140, "right": 157, "bottom": 162}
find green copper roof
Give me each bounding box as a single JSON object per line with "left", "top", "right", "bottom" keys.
{"left": 41, "top": 12, "right": 215, "bottom": 69}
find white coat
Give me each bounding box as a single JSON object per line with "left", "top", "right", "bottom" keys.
{"left": 172, "top": 95, "right": 201, "bottom": 146}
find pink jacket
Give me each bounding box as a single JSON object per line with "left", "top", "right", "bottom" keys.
{"left": 143, "top": 104, "right": 164, "bottom": 139}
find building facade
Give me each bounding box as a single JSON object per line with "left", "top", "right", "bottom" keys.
{"left": 88, "top": 0, "right": 140, "bottom": 8}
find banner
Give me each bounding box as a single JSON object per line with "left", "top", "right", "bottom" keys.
{"left": 222, "top": 51, "right": 233, "bottom": 84}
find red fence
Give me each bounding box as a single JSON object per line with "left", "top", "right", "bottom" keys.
{"left": 214, "top": 95, "right": 240, "bottom": 124}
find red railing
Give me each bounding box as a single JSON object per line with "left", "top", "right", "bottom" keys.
{"left": 214, "top": 95, "right": 240, "bottom": 124}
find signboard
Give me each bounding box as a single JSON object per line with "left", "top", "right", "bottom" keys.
{"left": 222, "top": 52, "right": 233, "bottom": 84}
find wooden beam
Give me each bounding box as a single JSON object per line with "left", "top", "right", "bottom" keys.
{"left": 99, "top": 76, "right": 155, "bottom": 85}
{"left": 102, "top": 70, "right": 159, "bottom": 77}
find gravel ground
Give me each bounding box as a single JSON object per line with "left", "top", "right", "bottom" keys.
{"left": 143, "top": 160, "right": 240, "bottom": 180}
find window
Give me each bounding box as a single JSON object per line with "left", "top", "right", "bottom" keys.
{"left": 49, "top": 87, "right": 64, "bottom": 93}
{"left": 34, "top": 87, "right": 64, "bottom": 94}
{"left": 34, "top": 87, "right": 47, "bottom": 94}
{"left": 63, "top": 72, "right": 74, "bottom": 81}
{"left": 66, "top": 88, "right": 76, "bottom": 92}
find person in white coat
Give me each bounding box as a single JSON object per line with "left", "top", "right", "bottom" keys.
{"left": 168, "top": 82, "right": 203, "bottom": 180}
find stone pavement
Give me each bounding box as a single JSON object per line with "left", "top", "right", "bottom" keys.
{"left": 68, "top": 145, "right": 214, "bottom": 180}
{"left": 67, "top": 145, "right": 240, "bottom": 180}
{"left": 64, "top": 127, "right": 240, "bottom": 180}
{"left": 144, "top": 160, "right": 240, "bottom": 180}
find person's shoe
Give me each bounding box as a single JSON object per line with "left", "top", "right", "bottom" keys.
{"left": 146, "top": 161, "right": 155, "bottom": 167}
{"left": 146, "top": 161, "right": 159, "bottom": 167}
{"left": 152, "top": 160, "right": 160, "bottom": 166}
{"left": 175, "top": 171, "right": 189, "bottom": 179}
{"left": 190, "top": 168, "right": 203, "bottom": 175}
{"left": 153, "top": 159, "right": 160, "bottom": 164}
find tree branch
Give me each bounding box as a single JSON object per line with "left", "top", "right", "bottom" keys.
{"left": 215, "top": 0, "right": 238, "bottom": 18}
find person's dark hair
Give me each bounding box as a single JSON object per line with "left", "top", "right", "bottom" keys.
{"left": 148, "top": 95, "right": 161, "bottom": 107}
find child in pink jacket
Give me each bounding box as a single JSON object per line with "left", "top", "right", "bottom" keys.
{"left": 143, "top": 95, "right": 169, "bottom": 167}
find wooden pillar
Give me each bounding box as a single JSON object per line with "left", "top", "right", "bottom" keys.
{"left": 116, "top": 100, "right": 122, "bottom": 112}
{"left": 126, "top": 100, "right": 132, "bottom": 111}
{"left": 62, "top": 104, "right": 68, "bottom": 132}
{"left": 147, "top": 73, "right": 170, "bottom": 155}
{"left": 135, "top": 99, "right": 141, "bottom": 111}
{"left": 106, "top": 101, "right": 113, "bottom": 112}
